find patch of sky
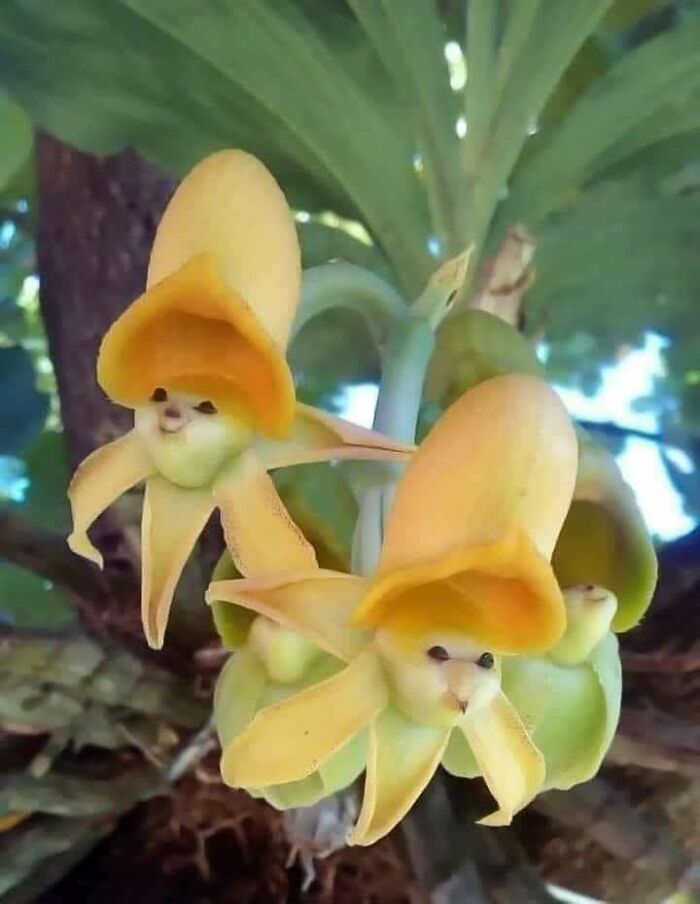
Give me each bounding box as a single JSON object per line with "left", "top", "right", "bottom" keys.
{"left": 338, "top": 331, "right": 695, "bottom": 542}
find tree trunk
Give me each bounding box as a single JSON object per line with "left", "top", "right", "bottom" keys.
{"left": 36, "top": 133, "right": 176, "bottom": 470}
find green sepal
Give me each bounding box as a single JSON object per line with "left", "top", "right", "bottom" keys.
{"left": 500, "top": 632, "right": 621, "bottom": 791}
{"left": 552, "top": 428, "right": 657, "bottom": 632}
{"left": 441, "top": 727, "right": 478, "bottom": 779}
{"left": 442, "top": 633, "right": 621, "bottom": 791}
{"left": 209, "top": 552, "right": 255, "bottom": 650}
{"left": 273, "top": 462, "right": 358, "bottom": 571}
{"left": 425, "top": 309, "right": 543, "bottom": 410}
{"left": 215, "top": 648, "right": 367, "bottom": 810}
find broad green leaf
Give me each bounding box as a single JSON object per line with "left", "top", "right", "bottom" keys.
{"left": 0, "top": 345, "right": 48, "bottom": 455}
{"left": 506, "top": 20, "right": 700, "bottom": 223}
{"left": 299, "top": 222, "right": 395, "bottom": 284}
{"left": 526, "top": 175, "right": 700, "bottom": 352}
{"left": 0, "top": 0, "right": 432, "bottom": 292}
{"left": 463, "top": 0, "right": 612, "bottom": 249}
{"left": 0, "top": 91, "right": 32, "bottom": 190}
{"left": 350, "top": 0, "right": 467, "bottom": 250}
{"left": 273, "top": 463, "right": 358, "bottom": 572}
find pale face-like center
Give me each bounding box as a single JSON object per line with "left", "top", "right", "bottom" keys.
{"left": 134, "top": 388, "right": 253, "bottom": 488}
{"left": 375, "top": 628, "right": 501, "bottom": 728}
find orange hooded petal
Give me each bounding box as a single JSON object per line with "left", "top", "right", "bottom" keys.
{"left": 354, "top": 375, "right": 577, "bottom": 654}
{"left": 98, "top": 151, "right": 300, "bottom": 438}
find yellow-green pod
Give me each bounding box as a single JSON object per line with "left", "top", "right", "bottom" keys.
{"left": 425, "top": 309, "right": 543, "bottom": 410}
{"left": 214, "top": 637, "right": 367, "bottom": 809}
{"left": 552, "top": 428, "right": 657, "bottom": 632}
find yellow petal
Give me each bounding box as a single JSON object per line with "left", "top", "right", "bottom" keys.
{"left": 354, "top": 375, "right": 577, "bottom": 653}
{"left": 67, "top": 430, "right": 153, "bottom": 567}
{"left": 148, "top": 150, "right": 300, "bottom": 350}
{"left": 255, "top": 403, "right": 414, "bottom": 469}
{"left": 348, "top": 706, "right": 450, "bottom": 846}
{"left": 461, "top": 689, "right": 545, "bottom": 826}
{"left": 213, "top": 450, "right": 317, "bottom": 576}
{"left": 221, "top": 648, "right": 388, "bottom": 788}
{"left": 141, "top": 475, "right": 215, "bottom": 649}
{"left": 98, "top": 254, "right": 295, "bottom": 438}
{"left": 208, "top": 570, "right": 369, "bottom": 661}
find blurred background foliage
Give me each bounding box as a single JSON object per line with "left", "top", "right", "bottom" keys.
{"left": 0, "top": 1, "right": 700, "bottom": 901}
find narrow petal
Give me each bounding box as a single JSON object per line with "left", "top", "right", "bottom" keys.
{"left": 208, "top": 570, "right": 369, "bottom": 661}
{"left": 348, "top": 706, "right": 450, "bottom": 846}
{"left": 221, "top": 648, "right": 388, "bottom": 788}
{"left": 255, "top": 403, "right": 413, "bottom": 469}
{"left": 213, "top": 451, "right": 317, "bottom": 575}
{"left": 68, "top": 430, "right": 153, "bottom": 567}
{"left": 461, "top": 689, "right": 545, "bottom": 826}
{"left": 141, "top": 475, "right": 215, "bottom": 649}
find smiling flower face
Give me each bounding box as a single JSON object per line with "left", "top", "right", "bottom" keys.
{"left": 210, "top": 373, "right": 579, "bottom": 844}
{"left": 67, "top": 150, "right": 411, "bottom": 649}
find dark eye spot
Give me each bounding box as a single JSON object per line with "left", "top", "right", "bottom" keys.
{"left": 477, "top": 652, "right": 494, "bottom": 670}
{"left": 426, "top": 645, "right": 450, "bottom": 662}
{"left": 151, "top": 387, "right": 167, "bottom": 403}
{"left": 195, "top": 400, "right": 217, "bottom": 415}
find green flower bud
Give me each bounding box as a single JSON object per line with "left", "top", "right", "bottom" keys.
{"left": 552, "top": 428, "right": 657, "bottom": 632}
{"left": 425, "top": 310, "right": 543, "bottom": 410}
{"left": 214, "top": 642, "right": 367, "bottom": 809}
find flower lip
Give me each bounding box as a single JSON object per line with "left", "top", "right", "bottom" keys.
{"left": 354, "top": 526, "right": 567, "bottom": 655}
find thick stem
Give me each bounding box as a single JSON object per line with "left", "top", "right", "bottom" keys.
{"left": 352, "top": 315, "right": 434, "bottom": 576}
{"left": 292, "top": 262, "right": 406, "bottom": 346}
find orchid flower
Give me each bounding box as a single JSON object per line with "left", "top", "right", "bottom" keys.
{"left": 209, "top": 373, "right": 579, "bottom": 844}
{"left": 67, "top": 150, "right": 410, "bottom": 649}
{"left": 444, "top": 583, "right": 622, "bottom": 792}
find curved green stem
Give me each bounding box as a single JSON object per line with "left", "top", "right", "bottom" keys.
{"left": 292, "top": 263, "right": 406, "bottom": 346}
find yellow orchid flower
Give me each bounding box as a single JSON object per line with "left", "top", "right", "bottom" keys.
{"left": 67, "top": 150, "right": 410, "bottom": 649}
{"left": 209, "top": 373, "right": 578, "bottom": 844}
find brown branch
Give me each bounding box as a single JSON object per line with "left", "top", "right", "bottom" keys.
{"left": 533, "top": 779, "right": 689, "bottom": 882}
{"left": 609, "top": 708, "right": 700, "bottom": 776}
{"left": 0, "top": 507, "right": 107, "bottom": 604}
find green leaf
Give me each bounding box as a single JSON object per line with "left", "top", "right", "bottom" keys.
{"left": 506, "top": 19, "right": 700, "bottom": 222}
{"left": 0, "top": 0, "right": 432, "bottom": 292}
{"left": 0, "top": 564, "right": 75, "bottom": 630}
{"left": 0, "top": 345, "right": 48, "bottom": 455}
{"left": 350, "top": 0, "right": 467, "bottom": 250}
{"left": 526, "top": 174, "right": 700, "bottom": 351}
{"left": 299, "top": 222, "right": 395, "bottom": 283}
{"left": 273, "top": 462, "right": 358, "bottom": 572}
{"left": 0, "top": 91, "right": 32, "bottom": 190}
{"left": 463, "top": 0, "right": 612, "bottom": 248}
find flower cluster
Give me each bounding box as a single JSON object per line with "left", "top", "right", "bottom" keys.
{"left": 68, "top": 150, "right": 657, "bottom": 846}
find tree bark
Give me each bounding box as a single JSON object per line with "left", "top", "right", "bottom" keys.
{"left": 36, "top": 134, "right": 176, "bottom": 469}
